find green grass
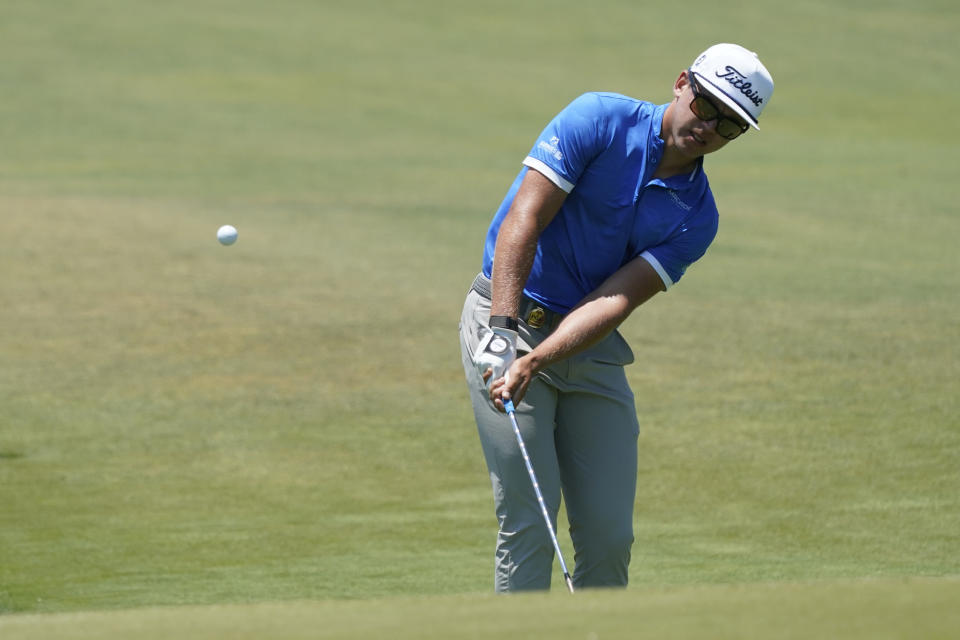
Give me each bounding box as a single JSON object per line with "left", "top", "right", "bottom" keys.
{"left": 3, "top": 579, "right": 959, "bottom": 640}
{"left": 1, "top": 0, "right": 958, "bottom": 635}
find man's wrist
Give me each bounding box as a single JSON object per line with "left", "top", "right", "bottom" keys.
{"left": 489, "top": 315, "right": 518, "bottom": 331}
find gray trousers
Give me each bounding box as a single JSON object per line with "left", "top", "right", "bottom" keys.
{"left": 459, "top": 281, "right": 639, "bottom": 591}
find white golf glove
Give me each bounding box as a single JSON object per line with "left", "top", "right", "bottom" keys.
{"left": 473, "top": 320, "right": 518, "bottom": 389}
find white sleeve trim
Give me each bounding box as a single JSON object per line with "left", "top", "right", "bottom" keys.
{"left": 640, "top": 250, "right": 674, "bottom": 290}
{"left": 523, "top": 157, "right": 575, "bottom": 193}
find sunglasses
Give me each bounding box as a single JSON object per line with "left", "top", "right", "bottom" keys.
{"left": 688, "top": 72, "right": 750, "bottom": 140}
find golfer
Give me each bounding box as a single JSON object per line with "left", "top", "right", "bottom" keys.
{"left": 460, "top": 43, "right": 774, "bottom": 591}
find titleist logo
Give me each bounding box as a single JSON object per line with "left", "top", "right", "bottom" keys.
{"left": 715, "top": 66, "right": 764, "bottom": 106}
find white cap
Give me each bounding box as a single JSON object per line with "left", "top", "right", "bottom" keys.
{"left": 689, "top": 43, "right": 774, "bottom": 130}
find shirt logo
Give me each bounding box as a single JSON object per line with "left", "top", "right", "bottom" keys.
{"left": 538, "top": 136, "right": 563, "bottom": 161}
{"left": 668, "top": 190, "right": 692, "bottom": 211}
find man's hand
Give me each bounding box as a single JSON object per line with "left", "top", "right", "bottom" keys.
{"left": 473, "top": 325, "right": 517, "bottom": 391}
{"left": 487, "top": 355, "right": 537, "bottom": 412}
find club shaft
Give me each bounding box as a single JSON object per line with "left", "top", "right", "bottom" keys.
{"left": 504, "top": 400, "right": 575, "bottom": 593}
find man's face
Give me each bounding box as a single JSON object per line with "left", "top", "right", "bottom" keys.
{"left": 671, "top": 72, "right": 749, "bottom": 158}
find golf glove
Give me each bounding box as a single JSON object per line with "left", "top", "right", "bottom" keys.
{"left": 473, "top": 324, "right": 517, "bottom": 389}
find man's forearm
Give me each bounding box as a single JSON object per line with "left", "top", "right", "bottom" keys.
{"left": 525, "top": 255, "right": 666, "bottom": 373}
{"left": 525, "top": 294, "right": 629, "bottom": 372}
{"left": 490, "top": 216, "right": 538, "bottom": 319}
{"left": 489, "top": 169, "right": 567, "bottom": 320}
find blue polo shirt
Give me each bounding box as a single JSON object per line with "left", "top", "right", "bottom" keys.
{"left": 482, "top": 92, "right": 719, "bottom": 313}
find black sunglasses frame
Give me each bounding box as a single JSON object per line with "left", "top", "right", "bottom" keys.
{"left": 687, "top": 72, "right": 750, "bottom": 140}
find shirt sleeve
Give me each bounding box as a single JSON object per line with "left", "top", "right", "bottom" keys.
{"left": 641, "top": 209, "right": 719, "bottom": 289}
{"left": 522, "top": 93, "right": 608, "bottom": 193}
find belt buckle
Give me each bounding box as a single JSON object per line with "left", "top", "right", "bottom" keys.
{"left": 526, "top": 306, "right": 547, "bottom": 330}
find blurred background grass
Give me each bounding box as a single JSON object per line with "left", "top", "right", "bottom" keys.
{"left": 0, "top": 0, "right": 957, "bottom": 620}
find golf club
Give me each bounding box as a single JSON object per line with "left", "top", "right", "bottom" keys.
{"left": 503, "top": 398, "right": 575, "bottom": 593}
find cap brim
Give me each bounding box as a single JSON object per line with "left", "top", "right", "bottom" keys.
{"left": 693, "top": 72, "right": 760, "bottom": 130}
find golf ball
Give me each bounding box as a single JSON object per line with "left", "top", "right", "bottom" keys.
{"left": 217, "top": 225, "right": 238, "bottom": 246}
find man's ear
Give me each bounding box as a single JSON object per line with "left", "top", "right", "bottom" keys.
{"left": 673, "top": 70, "right": 691, "bottom": 100}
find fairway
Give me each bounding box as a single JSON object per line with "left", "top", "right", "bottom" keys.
{"left": 1, "top": 0, "right": 958, "bottom": 636}
{"left": 2, "top": 579, "right": 959, "bottom": 640}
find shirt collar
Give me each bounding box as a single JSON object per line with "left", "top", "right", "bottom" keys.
{"left": 650, "top": 103, "right": 667, "bottom": 164}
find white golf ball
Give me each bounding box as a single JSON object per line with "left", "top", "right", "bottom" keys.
{"left": 217, "top": 225, "right": 238, "bottom": 246}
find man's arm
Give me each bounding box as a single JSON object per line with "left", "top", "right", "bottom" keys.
{"left": 490, "top": 253, "right": 666, "bottom": 409}
{"left": 489, "top": 169, "right": 567, "bottom": 319}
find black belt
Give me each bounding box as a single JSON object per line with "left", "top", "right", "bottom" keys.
{"left": 471, "top": 274, "right": 565, "bottom": 334}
